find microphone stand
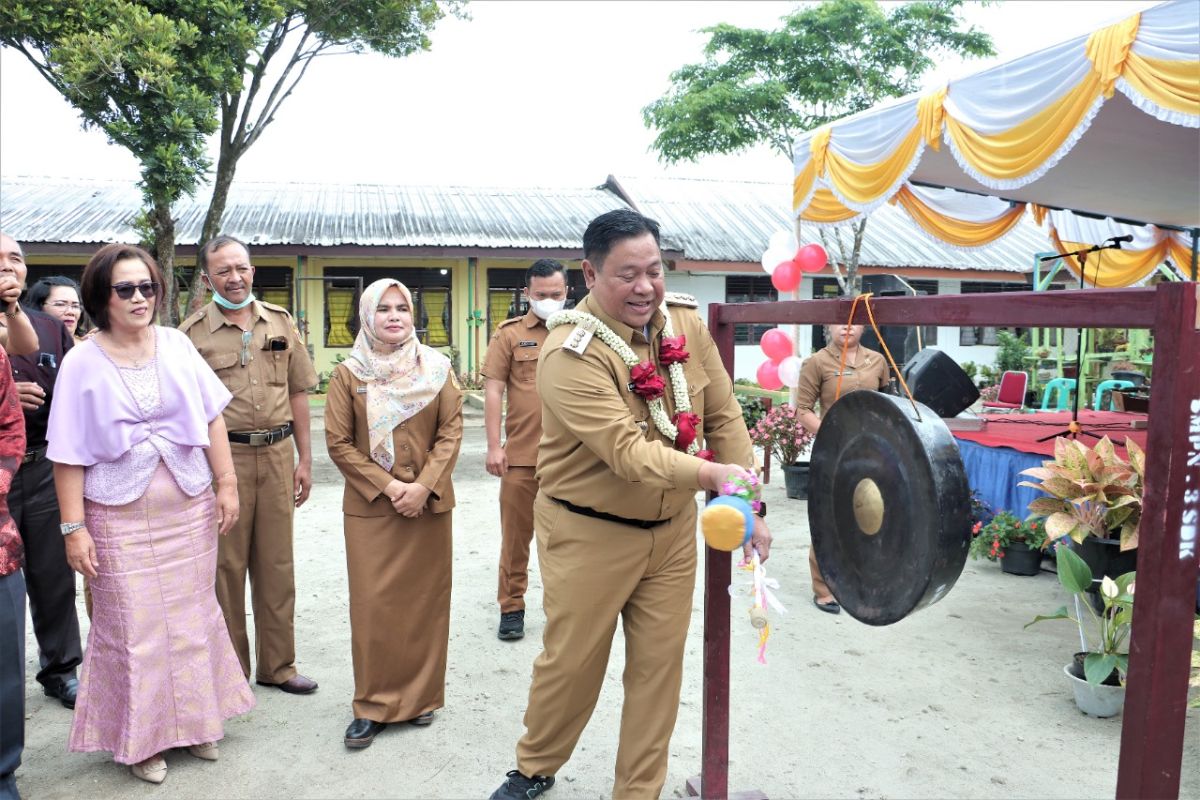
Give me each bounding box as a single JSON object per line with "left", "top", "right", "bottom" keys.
{"left": 1035, "top": 239, "right": 1124, "bottom": 442}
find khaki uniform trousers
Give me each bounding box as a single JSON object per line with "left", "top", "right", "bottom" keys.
{"left": 218, "top": 440, "right": 297, "bottom": 684}
{"left": 517, "top": 492, "right": 697, "bottom": 799}
{"left": 497, "top": 466, "right": 538, "bottom": 613}
{"left": 810, "top": 548, "right": 833, "bottom": 600}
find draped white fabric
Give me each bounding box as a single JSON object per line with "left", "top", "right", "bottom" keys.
{"left": 907, "top": 184, "right": 1020, "bottom": 223}
{"left": 1048, "top": 210, "right": 1162, "bottom": 250}
{"left": 1119, "top": 0, "right": 1200, "bottom": 126}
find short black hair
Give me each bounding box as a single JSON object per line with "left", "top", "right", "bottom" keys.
{"left": 198, "top": 235, "right": 250, "bottom": 273}
{"left": 80, "top": 244, "right": 164, "bottom": 331}
{"left": 25, "top": 275, "right": 80, "bottom": 310}
{"left": 582, "top": 209, "right": 660, "bottom": 268}
{"left": 525, "top": 258, "right": 566, "bottom": 287}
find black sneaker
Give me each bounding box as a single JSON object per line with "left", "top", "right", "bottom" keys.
{"left": 498, "top": 610, "right": 525, "bottom": 641}
{"left": 490, "top": 770, "right": 554, "bottom": 800}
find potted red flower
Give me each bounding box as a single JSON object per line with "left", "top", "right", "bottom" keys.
{"left": 748, "top": 404, "right": 815, "bottom": 500}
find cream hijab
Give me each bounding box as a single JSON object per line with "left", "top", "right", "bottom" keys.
{"left": 344, "top": 279, "right": 451, "bottom": 470}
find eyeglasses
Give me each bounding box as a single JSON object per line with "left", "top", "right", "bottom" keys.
{"left": 47, "top": 301, "right": 82, "bottom": 311}
{"left": 111, "top": 281, "right": 159, "bottom": 300}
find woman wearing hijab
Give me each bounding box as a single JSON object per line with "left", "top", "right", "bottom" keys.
{"left": 324, "top": 278, "right": 463, "bottom": 749}
{"left": 46, "top": 244, "right": 253, "bottom": 784}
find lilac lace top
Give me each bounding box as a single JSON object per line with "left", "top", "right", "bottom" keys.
{"left": 83, "top": 350, "right": 212, "bottom": 506}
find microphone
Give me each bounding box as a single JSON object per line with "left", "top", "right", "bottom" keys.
{"left": 1106, "top": 235, "right": 1134, "bottom": 246}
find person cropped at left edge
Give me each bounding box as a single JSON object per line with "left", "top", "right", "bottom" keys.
{"left": 181, "top": 235, "right": 320, "bottom": 695}
{"left": 0, "top": 342, "right": 29, "bottom": 800}
{"left": 46, "top": 244, "right": 254, "bottom": 784}
{"left": 0, "top": 232, "right": 82, "bottom": 711}
{"left": 325, "top": 279, "right": 463, "bottom": 750}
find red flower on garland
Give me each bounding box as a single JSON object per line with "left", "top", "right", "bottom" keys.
{"left": 629, "top": 361, "right": 666, "bottom": 400}
{"left": 673, "top": 411, "right": 701, "bottom": 450}
{"left": 695, "top": 449, "right": 715, "bottom": 461}
{"left": 659, "top": 335, "right": 689, "bottom": 366}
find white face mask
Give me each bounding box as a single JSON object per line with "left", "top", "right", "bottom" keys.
{"left": 530, "top": 297, "right": 566, "bottom": 320}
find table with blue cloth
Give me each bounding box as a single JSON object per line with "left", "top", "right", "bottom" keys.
{"left": 951, "top": 411, "right": 1149, "bottom": 516}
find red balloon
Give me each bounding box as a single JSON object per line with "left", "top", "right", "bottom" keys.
{"left": 771, "top": 260, "right": 802, "bottom": 293}
{"left": 796, "top": 243, "right": 827, "bottom": 273}
{"left": 756, "top": 359, "right": 783, "bottom": 391}
{"left": 759, "top": 328, "right": 793, "bottom": 362}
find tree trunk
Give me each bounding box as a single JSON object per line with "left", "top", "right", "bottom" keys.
{"left": 186, "top": 141, "right": 239, "bottom": 316}
{"left": 148, "top": 197, "right": 179, "bottom": 326}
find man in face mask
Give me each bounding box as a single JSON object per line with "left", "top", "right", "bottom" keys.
{"left": 481, "top": 259, "right": 568, "bottom": 640}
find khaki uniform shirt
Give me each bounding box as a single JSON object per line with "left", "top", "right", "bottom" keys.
{"left": 536, "top": 293, "right": 754, "bottom": 523}
{"left": 795, "top": 343, "right": 890, "bottom": 418}
{"left": 480, "top": 310, "right": 548, "bottom": 467}
{"left": 180, "top": 300, "right": 318, "bottom": 431}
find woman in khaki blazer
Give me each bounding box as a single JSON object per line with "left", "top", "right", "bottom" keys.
{"left": 324, "top": 279, "right": 463, "bottom": 750}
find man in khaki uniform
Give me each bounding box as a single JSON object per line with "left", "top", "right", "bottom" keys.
{"left": 482, "top": 259, "right": 568, "bottom": 641}
{"left": 181, "top": 236, "right": 320, "bottom": 694}
{"left": 490, "top": 210, "right": 771, "bottom": 800}
{"left": 795, "top": 323, "right": 889, "bottom": 615}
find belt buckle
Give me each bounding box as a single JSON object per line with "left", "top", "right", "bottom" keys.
{"left": 249, "top": 432, "right": 268, "bottom": 446}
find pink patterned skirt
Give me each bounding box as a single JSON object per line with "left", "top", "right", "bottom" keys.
{"left": 70, "top": 461, "right": 254, "bottom": 764}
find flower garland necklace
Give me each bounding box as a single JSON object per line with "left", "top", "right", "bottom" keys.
{"left": 548, "top": 305, "right": 712, "bottom": 460}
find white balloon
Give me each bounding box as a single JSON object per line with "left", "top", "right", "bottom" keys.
{"left": 768, "top": 230, "right": 798, "bottom": 256}
{"left": 778, "top": 355, "right": 803, "bottom": 388}
{"left": 760, "top": 244, "right": 793, "bottom": 274}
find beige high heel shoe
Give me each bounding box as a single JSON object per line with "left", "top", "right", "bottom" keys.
{"left": 130, "top": 755, "right": 167, "bottom": 784}
{"left": 187, "top": 742, "right": 219, "bottom": 761}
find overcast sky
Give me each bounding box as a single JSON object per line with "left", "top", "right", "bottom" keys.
{"left": 0, "top": 0, "right": 1161, "bottom": 191}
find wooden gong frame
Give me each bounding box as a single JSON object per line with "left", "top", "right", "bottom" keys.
{"left": 692, "top": 283, "right": 1199, "bottom": 800}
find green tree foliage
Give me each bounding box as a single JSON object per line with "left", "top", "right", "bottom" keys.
{"left": 1, "top": 1, "right": 460, "bottom": 323}
{"left": 643, "top": 0, "right": 993, "bottom": 294}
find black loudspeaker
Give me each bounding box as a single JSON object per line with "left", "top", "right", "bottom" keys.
{"left": 901, "top": 348, "right": 980, "bottom": 418}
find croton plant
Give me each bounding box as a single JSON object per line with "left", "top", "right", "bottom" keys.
{"left": 1018, "top": 435, "right": 1144, "bottom": 551}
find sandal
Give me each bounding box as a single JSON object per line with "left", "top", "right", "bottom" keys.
{"left": 187, "top": 741, "right": 219, "bottom": 761}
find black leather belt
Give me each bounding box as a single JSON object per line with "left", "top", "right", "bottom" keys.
{"left": 228, "top": 422, "right": 293, "bottom": 447}
{"left": 21, "top": 446, "right": 47, "bottom": 465}
{"left": 551, "top": 497, "right": 665, "bottom": 530}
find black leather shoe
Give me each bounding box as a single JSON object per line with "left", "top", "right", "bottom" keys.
{"left": 344, "top": 718, "right": 386, "bottom": 749}
{"left": 43, "top": 677, "right": 78, "bottom": 710}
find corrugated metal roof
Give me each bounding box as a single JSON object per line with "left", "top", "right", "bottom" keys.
{"left": 0, "top": 177, "right": 645, "bottom": 250}
{"left": 616, "top": 176, "right": 1049, "bottom": 272}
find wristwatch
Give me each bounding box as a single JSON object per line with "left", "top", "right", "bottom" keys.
{"left": 60, "top": 521, "right": 86, "bottom": 536}
{"left": 755, "top": 501, "right": 767, "bottom": 519}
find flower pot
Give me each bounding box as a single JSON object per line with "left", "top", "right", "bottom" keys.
{"left": 1063, "top": 661, "right": 1125, "bottom": 718}
{"left": 782, "top": 463, "right": 809, "bottom": 500}
{"left": 1000, "top": 541, "right": 1042, "bottom": 576}
{"left": 1076, "top": 536, "right": 1137, "bottom": 586}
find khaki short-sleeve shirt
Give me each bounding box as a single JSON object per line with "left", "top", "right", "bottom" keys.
{"left": 180, "top": 300, "right": 318, "bottom": 431}
{"left": 795, "top": 344, "right": 890, "bottom": 419}
{"left": 480, "top": 311, "right": 548, "bottom": 467}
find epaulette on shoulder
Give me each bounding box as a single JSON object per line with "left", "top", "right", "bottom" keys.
{"left": 664, "top": 292, "right": 698, "bottom": 308}
{"left": 260, "top": 300, "right": 291, "bottom": 318}
{"left": 178, "top": 309, "right": 205, "bottom": 332}
{"left": 497, "top": 316, "right": 522, "bottom": 328}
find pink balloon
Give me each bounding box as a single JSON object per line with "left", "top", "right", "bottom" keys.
{"left": 759, "top": 328, "right": 793, "bottom": 362}
{"left": 756, "top": 359, "right": 783, "bottom": 391}
{"left": 796, "top": 243, "right": 827, "bottom": 273}
{"left": 771, "top": 260, "right": 802, "bottom": 293}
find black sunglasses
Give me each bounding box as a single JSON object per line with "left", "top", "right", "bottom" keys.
{"left": 111, "top": 281, "right": 160, "bottom": 300}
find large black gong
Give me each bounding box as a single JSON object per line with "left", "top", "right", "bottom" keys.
{"left": 808, "top": 391, "right": 971, "bottom": 626}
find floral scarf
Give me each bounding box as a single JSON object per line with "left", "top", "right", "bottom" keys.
{"left": 344, "top": 279, "right": 450, "bottom": 470}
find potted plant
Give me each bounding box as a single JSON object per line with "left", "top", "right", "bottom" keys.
{"left": 1018, "top": 435, "right": 1142, "bottom": 587}
{"left": 748, "top": 404, "right": 815, "bottom": 500}
{"left": 968, "top": 511, "right": 1049, "bottom": 576}
{"left": 1025, "top": 546, "right": 1135, "bottom": 717}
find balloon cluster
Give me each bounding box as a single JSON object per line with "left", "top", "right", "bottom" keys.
{"left": 759, "top": 231, "right": 827, "bottom": 294}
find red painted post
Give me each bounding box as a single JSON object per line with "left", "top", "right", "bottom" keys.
{"left": 1116, "top": 282, "right": 1200, "bottom": 799}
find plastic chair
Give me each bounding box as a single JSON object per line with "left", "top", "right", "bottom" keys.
{"left": 1040, "top": 377, "right": 1077, "bottom": 411}
{"left": 981, "top": 370, "right": 1028, "bottom": 410}
{"left": 1093, "top": 379, "right": 1135, "bottom": 411}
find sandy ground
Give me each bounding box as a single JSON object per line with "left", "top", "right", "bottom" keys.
{"left": 15, "top": 401, "right": 1200, "bottom": 800}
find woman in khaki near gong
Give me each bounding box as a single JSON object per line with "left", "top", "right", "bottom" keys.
{"left": 324, "top": 278, "right": 463, "bottom": 749}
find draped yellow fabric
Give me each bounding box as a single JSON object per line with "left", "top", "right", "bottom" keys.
{"left": 810, "top": 127, "right": 832, "bottom": 181}
{"left": 945, "top": 73, "right": 1101, "bottom": 181}
{"left": 800, "top": 189, "right": 859, "bottom": 224}
{"left": 1166, "top": 233, "right": 1195, "bottom": 273}
{"left": 824, "top": 125, "right": 923, "bottom": 205}
{"left": 918, "top": 88, "right": 947, "bottom": 150}
{"left": 891, "top": 186, "right": 1027, "bottom": 247}
{"left": 1124, "top": 51, "right": 1200, "bottom": 115}
{"left": 792, "top": 157, "right": 818, "bottom": 213}
{"left": 1052, "top": 230, "right": 1165, "bottom": 287}
{"left": 1031, "top": 205, "right": 1049, "bottom": 226}
{"left": 1085, "top": 14, "right": 1141, "bottom": 98}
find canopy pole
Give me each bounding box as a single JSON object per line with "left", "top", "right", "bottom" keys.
{"left": 1190, "top": 228, "right": 1198, "bottom": 282}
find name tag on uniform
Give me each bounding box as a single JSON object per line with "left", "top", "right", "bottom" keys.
{"left": 518, "top": 340, "right": 538, "bottom": 348}
{"left": 356, "top": 386, "right": 368, "bottom": 394}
